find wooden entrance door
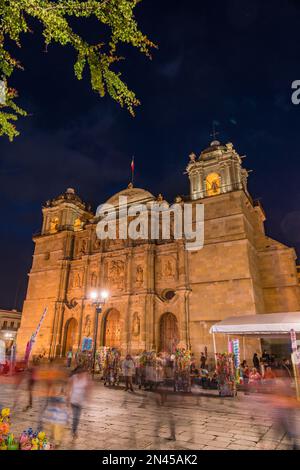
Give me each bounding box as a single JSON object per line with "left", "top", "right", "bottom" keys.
{"left": 63, "top": 318, "right": 78, "bottom": 355}
{"left": 104, "top": 309, "right": 121, "bottom": 348}
{"left": 159, "top": 312, "right": 179, "bottom": 353}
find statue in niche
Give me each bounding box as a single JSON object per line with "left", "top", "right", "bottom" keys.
{"left": 164, "top": 259, "right": 173, "bottom": 277}
{"left": 83, "top": 315, "right": 91, "bottom": 337}
{"left": 74, "top": 218, "right": 82, "bottom": 231}
{"left": 132, "top": 312, "right": 140, "bottom": 337}
{"left": 49, "top": 217, "right": 59, "bottom": 233}
{"left": 91, "top": 272, "right": 97, "bottom": 288}
{"left": 74, "top": 272, "right": 82, "bottom": 288}
{"left": 93, "top": 234, "right": 101, "bottom": 250}
{"left": 79, "top": 239, "right": 87, "bottom": 255}
{"left": 136, "top": 265, "right": 143, "bottom": 286}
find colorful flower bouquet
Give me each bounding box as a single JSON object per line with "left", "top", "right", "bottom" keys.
{"left": 0, "top": 408, "right": 52, "bottom": 450}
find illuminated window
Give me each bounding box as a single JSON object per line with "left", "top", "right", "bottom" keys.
{"left": 206, "top": 172, "right": 221, "bottom": 197}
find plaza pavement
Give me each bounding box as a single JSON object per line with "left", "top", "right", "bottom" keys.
{"left": 0, "top": 376, "right": 296, "bottom": 450}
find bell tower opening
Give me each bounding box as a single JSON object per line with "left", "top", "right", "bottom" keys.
{"left": 186, "top": 140, "right": 250, "bottom": 200}
{"left": 206, "top": 172, "right": 221, "bottom": 197}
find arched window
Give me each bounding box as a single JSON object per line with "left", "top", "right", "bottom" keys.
{"left": 205, "top": 172, "right": 221, "bottom": 197}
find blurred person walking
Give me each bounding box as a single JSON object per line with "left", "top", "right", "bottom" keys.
{"left": 270, "top": 369, "right": 300, "bottom": 450}
{"left": 68, "top": 366, "right": 92, "bottom": 439}
{"left": 22, "top": 365, "right": 39, "bottom": 411}
{"left": 42, "top": 365, "right": 69, "bottom": 448}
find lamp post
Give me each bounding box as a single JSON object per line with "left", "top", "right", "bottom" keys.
{"left": 90, "top": 289, "right": 109, "bottom": 379}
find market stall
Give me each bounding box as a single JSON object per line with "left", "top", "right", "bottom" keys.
{"left": 210, "top": 312, "right": 300, "bottom": 398}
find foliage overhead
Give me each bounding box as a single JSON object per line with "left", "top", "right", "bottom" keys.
{"left": 0, "top": 0, "right": 156, "bottom": 140}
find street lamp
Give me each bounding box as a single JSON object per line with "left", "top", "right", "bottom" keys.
{"left": 90, "top": 289, "right": 109, "bottom": 378}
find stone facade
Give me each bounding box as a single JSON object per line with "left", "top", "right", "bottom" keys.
{"left": 17, "top": 142, "right": 300, "bottom": 361}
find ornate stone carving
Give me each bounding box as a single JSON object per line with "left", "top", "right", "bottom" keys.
{"left": 65, "top": 297, "right": 78, "bottom": 310}
{"left": 93, "top": 232, "right": 101, "bottom": 251}
{"left": 156, "top": 257, "right": 176, "bottom": 280}
{"left": 105, "top": 259, "right": 125, "bottom": 290}
{"left": 135, "top": 265, "right": 143, "bottom": 287}
{"left": 132, "top": 312, "right": 140, "bottom": 337}
{"left": 70, "top": 271, "right": 82, "bottom": 289}
{"left": 49, "top": 217, "right": 59, "bottom": 233}
{"left": 74, "top": 218, "right": 83, "bottom": 231}
{"left": 164, "top": 259, "right": 174, "bottom": 277}
{"left": 79, "top": 238, "right": 88, "bottom": 255}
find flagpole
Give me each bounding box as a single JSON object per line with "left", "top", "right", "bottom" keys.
{"left": 131, "top": 156, "right": 135, "bottom": 186}
{"left": 24, "top": 307, "right": 47, "bottom": 366}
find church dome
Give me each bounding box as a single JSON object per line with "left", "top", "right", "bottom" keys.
{"left": 105, "top": 184, "right": 155, "bottom": 207}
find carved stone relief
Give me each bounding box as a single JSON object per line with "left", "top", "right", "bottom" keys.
{"left": 156, "top": 256, "right": 176, "bottom": 281}
{"left": 104, "top": 259, "right": 125, "bottom": 290}
{"left": 70, "top": 271, "right": 82, "bottom": 289}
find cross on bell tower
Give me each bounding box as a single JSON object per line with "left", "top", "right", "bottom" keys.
{"left": 210, "top": 122, "right": 220, "bottom": 143}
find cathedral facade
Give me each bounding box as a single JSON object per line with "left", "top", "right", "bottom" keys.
{"left": 17, "top": 141, "right": 300, "bottom": 360}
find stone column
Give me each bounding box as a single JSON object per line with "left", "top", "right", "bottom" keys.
{"left": 225, "top": 162, "right": 232, "bottom": 192}
{"left": 145, "top": 245, "right": 155, "bottom": 350}
{"left": 235, "top": 161, "right": 243, "bottom": 190}
{"left": 198, "top": 168, "right": 204, "bottom": 199}
{"left": 125, "top": 251, "right": 133, "bottom": 351}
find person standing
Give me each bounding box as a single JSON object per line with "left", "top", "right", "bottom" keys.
{"left": 253, "top": 353, "right": 260, "bottom": 371}
{"left": 123, "top": 354, "right": 135, "bottom": 392}
{"left": 200, "top": 352, "right": 207, "bottom": 370}
{"left": 66, "top": 349, "right": 73, "bottom": 368}
{"left": 68, "top": 366, "right": 92, "bottom": 439}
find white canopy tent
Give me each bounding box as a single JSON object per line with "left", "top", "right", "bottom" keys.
{"left": 210, "top": 312, "right": 300, "bottom": 360}
{"left": 210, "top": 312, "right": 300, "bottom": 336}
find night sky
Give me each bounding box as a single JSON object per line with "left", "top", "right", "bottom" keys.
{"left": 1, "top": 0, "right": 300, "bottom": 311}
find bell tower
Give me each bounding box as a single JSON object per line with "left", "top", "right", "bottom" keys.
{"left": 42, "top": 188, "right": 93, "bottom": 235}
{"left": 186, "top": 140, "right": 250, "bottom": 200}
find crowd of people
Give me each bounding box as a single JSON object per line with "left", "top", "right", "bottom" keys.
{"left": 239, "top": 350, "right": 293, "bottom": 393}
{"left": 7, "top": 362, "right": 92, "bottom": 448}
{"left": 1, "top": 346, "right": 300, "bottom": 449}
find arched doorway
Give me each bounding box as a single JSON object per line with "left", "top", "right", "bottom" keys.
{"left": 63, "top": 318, "right": 78, "bottom": 356}
{"left": 159, "top": 312, "right": 179, "bottom": 353}
{"left": 103, "top": 309, "right": 121, "bottom": 349}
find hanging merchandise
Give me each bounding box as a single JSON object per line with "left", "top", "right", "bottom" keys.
{"left": 216, "top": 353, "right": 237, "bottom": 397}
{"left": 174, "top": 348, "right": 191, "bottom": 392}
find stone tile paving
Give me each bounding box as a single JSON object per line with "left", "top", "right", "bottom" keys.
{"left": 0, "top": 377, "right": 299, "bottom": 450}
